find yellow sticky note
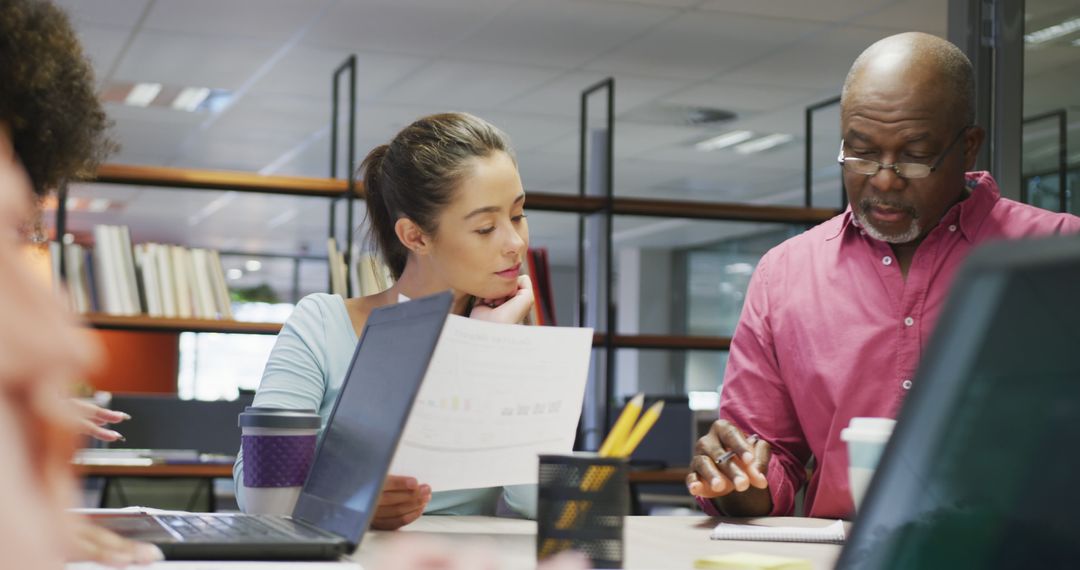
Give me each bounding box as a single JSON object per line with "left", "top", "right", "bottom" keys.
{"left": 693, "top": 552, "right": 813, "bottom": 570}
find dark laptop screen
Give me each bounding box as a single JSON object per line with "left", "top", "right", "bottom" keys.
{"left": 290, "top": 292, "right": 452, "bottom": 545}
{"left": 839, "top": 236, "right": 1080, "bottom": 568}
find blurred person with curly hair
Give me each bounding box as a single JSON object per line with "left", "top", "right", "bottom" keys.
{"left": 0, "top": 0, "right": 113, "bottom": 196}
{"left": 0, "top": 0, "right": 160, "bottom": 566}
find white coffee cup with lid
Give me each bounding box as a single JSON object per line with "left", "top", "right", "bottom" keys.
{"left": 238, "top": 407, "right": 322, "bottom": 515}
{"left": 840, "top": 417, "right": 896, "bottom": 512}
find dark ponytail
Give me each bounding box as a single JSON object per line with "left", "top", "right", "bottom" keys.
{"left": 360, "top": 112, "right": 515, "bottom": 280}
{"left": 360, "top": 144, "right": 408, "bottom": 279}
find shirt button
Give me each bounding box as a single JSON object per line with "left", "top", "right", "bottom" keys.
{"left": 882, "top": 256, "right": 893, "bottom": 266}
{"left": 904, "top": 317, "right": 914, "bottom": 327}
{"left": 901, "top": 379, "right": 913, "bottom": 390}
{"left": 948, "top": 224, "right": 957, "bottom": 232}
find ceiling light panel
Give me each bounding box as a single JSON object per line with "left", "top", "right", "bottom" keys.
{"left": 734, "top": 133, "right": 795, "bottom": 155}
{"left": 124, "top": 83, "right": 163, "bottom": 107}
{"left": 695, "top": 130, "right": 755, "bottom": 151}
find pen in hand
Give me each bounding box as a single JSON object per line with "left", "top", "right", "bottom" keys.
{"left": 714, "top": 433, "right": 759, "bottom": 466}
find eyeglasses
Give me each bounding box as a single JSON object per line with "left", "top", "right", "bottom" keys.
{"left": 837, "top": 126, "right": 971, "bottom": 179}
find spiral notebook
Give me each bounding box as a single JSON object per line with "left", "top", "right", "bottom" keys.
{"left": 710, "top": 519, "right": 846, "bottom": 544}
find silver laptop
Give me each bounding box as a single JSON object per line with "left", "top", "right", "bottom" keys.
{"left": 91, "top": 291, "right": 454, "bottom": 560}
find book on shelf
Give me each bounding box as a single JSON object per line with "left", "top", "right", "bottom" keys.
{"left": 190, "top": 248, "right": 218, "bottom": 319}
{"left": 133, "top": 243, "right": 159, "bottom": 316}
{"left": 57, "top": 242, "right": 96, "bottom": 314}
{"left": 208, "top": 250, "right": 233, "bottom": 320}
{"left": 534, "top": 248, "right": 557, "bottom": 325}
{"left": 117, "top": 226, "right": 141, "bottom": 315}
{"left": 521, "top": 247, "right": 556, "bottom": 326}
{"left": 327, "top": 237, "right": 347, "bottom": 297}
{"left": 171, "top": 245, "right": 194, "bottom": 318}
{"left": 52, "top": 224, "right": 233, "bottom": 321}
{"left": 353, "top": 245, "right": 394, "bottom": 297}
{"left": 327, "top": 239, "right": 394, "bottom": 298}
{"left": 92, "top": 225, "right": 122, "bottom": 314}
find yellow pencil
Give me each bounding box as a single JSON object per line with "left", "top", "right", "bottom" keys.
{"left": 616, "top": 400, "right": 664, "bottom": 458}
{"left": 598, "top": 393, "right": 643, "bottom": 457}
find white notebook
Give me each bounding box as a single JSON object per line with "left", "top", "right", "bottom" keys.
{"left": 710, "top": 519, "right": 846, "bottom": 544}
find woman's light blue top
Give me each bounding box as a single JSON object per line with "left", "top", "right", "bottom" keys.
{"left": 233, "top": 293, "right": 537, "bottom": 518}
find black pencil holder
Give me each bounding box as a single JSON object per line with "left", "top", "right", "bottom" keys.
{"left": 536, "top": 453, "right": 629, "bottom": 569}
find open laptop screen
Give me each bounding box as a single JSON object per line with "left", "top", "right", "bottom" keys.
{"left": 839, "top": 236, "right": 1080, "bottom": 568}
{"left": 291, "top": 292, "right": 452, "bottom": 545}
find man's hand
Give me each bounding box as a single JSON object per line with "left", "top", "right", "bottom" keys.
{"left": 371, "top": 475, "right": 432, "bottom": 530}
{"left": 687, "top": 420, "right": 772, "bottom": 516}
{"left": 70, "top": 399, "right": 130, "bottom": 442}
{"left": 469, "top": 275, "right": 534, "bottom": 324}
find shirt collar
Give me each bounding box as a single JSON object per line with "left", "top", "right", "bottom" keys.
{"left": 825, "top": 206, "right": 856, "bottom": 241}
{"left": 826, "top": 171, "right": 1000, "bottom": 244}
{"left": 944, "top": 171, "right": 1000, "bottom": 242}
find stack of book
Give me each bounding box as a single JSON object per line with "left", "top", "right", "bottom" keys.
{"left": 51, "top": 224, "right": 233, "bottom": 319}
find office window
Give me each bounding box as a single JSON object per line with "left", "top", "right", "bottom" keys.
{"left": 177, "top": 302, "right": 293, "bottom": 401}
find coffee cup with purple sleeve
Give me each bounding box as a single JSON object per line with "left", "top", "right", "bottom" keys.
{"left": 238, "top": 407, "right": 322, "bottom": 515}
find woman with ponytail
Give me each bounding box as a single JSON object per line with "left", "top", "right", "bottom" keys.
{"left": 235, "top": 112, "right": 536, "bottom": 529}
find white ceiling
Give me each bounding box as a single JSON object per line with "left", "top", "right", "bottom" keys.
{"left": 52, "top": 0, "right": 1078, "bottom": 298}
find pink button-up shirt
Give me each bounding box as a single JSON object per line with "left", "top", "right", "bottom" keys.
{"left": 709, "top": 171, "right": 1080, "bottom": 519}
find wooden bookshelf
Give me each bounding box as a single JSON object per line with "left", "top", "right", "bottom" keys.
{"left": 74, "top": 461, "right": 683, "bottom": 484}
{"left": 612, "top": 197, "right": 838, "bottom": 225}
{"left": 627, "top": 466, "right": 688, "bottom": 484}
{"left": 90, "top": 164, "right": 839, "bottom": 224}
{"left": 76, "top": 161, "right": 821, "bottom": 405}
{"left": 84, "top": 317, "right": 731, "bottom": 349}
{"left": 92, "top": 164, "right": 609, "bottom": 213}
{"left": 94, "top": 164, "right": 353, "bottom": 198}
{"left": 74, "top": 462, "right": 234, "bottom": 478}
{"left": 84, "top": 313, "right": 282, "bottom": 335}
{"left": 527, "top": 193, "right": 606, "bottom": 213}
{"left": 593, "top": 334, "right": 731, "bottom": 351}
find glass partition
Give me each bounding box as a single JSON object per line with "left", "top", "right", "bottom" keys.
{"left": 612, "top": 216, "right": 804, "bottom": 337}
{"left": 1023, "top": 0, "right": 1078, "bottom": 214}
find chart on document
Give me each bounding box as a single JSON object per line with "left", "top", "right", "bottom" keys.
{"left": 389, "top": 315, "right": 593, "bottom": 491}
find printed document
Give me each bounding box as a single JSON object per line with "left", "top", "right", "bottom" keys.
{"left": 389, "top": 315, "right": 593, "bottom": 491}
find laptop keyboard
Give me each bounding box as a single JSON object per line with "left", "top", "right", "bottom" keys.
{"left": 157, "top": 514, "right": 331, "bottom": 543}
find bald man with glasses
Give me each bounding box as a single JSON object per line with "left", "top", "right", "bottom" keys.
{"left": 687, "top": 32, "right": 1080, "bottom": 520}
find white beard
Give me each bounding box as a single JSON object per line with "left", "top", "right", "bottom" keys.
{"left": 855, "top": 209, "right": 922, "bottom": 244}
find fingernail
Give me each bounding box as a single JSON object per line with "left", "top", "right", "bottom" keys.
{"left": 121, "top": 412, "right": 132, "bottom": 420}
{"left": 742, "top": 451, "right": 754, "bottom": 463}
{"left": 711, "top": 477, "right": 723, "bottom": 491}
{"left": 110, "top": 431, "right": 125, "bottom": 441}
{"left": 734, "top": 476, "right": 748, "bottom": 491}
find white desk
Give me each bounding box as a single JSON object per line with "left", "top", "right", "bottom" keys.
{"left": 353, "top": 515, "right": 844, "bottom": 569}
{"left": 68, "top": 514, "right": 843, "bottom": 569}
